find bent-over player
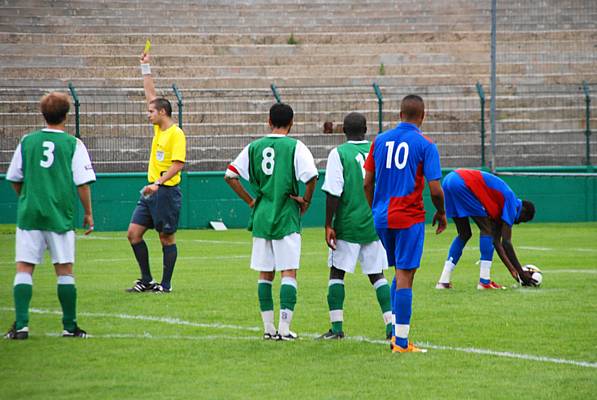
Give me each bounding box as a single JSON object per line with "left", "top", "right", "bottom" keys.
{"left": 436, "top": 169, "right": 537, "bottom": 289}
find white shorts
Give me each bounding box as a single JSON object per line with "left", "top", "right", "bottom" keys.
{"left": 328, "top": 239, "right": 388, "bottom": 274}
{"left": 15, "top": 228, "right": 75, "bottom": 265}
{"left": 250, "top": 233, "right": 301, "bottom": 272}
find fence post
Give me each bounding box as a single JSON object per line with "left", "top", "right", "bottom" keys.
{"left": 270, "top": 83, "right": 282, "bottom": 103}
{"left": 172, "top": 83, "right": 183, "bottom": 129}
{"left": 476, "top": 82, "right": 486, "bottom": 168}
{"left": 372, "top": 82, "right": 383, "bottom": 134}
{"left": 489, "top": 0, "right": 497, "bottom": 172}
{"left": 582, "top": 81, "right": 592, "bottom": 169}
{"left": 67, "top": 82, "right": 80, "bottom": 138}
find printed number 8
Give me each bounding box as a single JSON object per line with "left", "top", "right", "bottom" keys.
{"left": 40, "top": 141, "right": 55, "bottom": 168}
{"left": 262, "top": 147, "right": 275, "bottom": 175}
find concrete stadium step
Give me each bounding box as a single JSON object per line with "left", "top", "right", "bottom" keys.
{"left": 1, "top": 74, "right": 593, "bottom": 89}
{"left": 0, "top": 42, "right": 493, "bottom": 58}
{"left": 0, "top": 31, "right": 494, "bottom": 45}
{"left": 10, "top": 41, "right": 594, "bottom": 59}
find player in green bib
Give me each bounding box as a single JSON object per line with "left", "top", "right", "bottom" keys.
{"left": 5, "top": 92, "right": 95, "bottom": 340}
{"left": 319, "top": 112, "right": 393, "bottom": 340}
{"left": 225, "top": 103, "right": 318, "bottom": 340}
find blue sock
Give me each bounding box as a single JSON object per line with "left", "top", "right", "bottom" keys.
{"left": 390, "top": 275, "right": 396, "bottom": 336}
{"left": 393, "top": 288, "right": 413, "bottom": 349}
{"left": 479, "top": 236, "right": 494, "bottom": 284}
{"left": 448, "top": 236, "right": 466, "bottom": 264}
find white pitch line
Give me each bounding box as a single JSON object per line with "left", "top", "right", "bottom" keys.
{"left": 545, "top": 269, "right": 597, "bottom": 274}
{"left": 3, "top": 307, "right": 595, "bottom": 369}
{"left": 0, "top": 251, "right": 328, "bottom": 266}
{"left": 22, "top": 307, "right": 260, "bottom": 332}
{"left": 416, "top": 342, "right": 597, "bottom": 369}
{"left": 77, "top": 235, "right": 250, "bottom": 245}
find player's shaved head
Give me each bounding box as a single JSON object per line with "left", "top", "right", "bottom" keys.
{"left": 343, "top": 112, "right": 367, "bottom": 140}
{"left": 40, "top": 92, "right": 70, "bottom": 125}
{"left": 400, "top": 94, "right": 425, "bottom": 124}
{"left": 518, "top": 200, "right": 535, "bottom": 223}
{"left": 269, "top": 103, "right": 294, "bottom": 129}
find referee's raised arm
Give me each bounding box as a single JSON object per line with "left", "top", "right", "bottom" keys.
{"left": 140, "top": 51, "right": 157, "bottom": 103}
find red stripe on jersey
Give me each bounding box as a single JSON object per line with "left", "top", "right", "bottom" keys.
{"left": 364, "top": 141, "right": 376, "bottom": 172}
{"left": 421, "top": 133, "right": 434, "bottom": 143}
{"left": 227, "top": 164, "right": 240, "bottom": 175}
{"left": 387, "top": 163, "right": 426, "bottom": 228}
{"left": 455, "top": 169, "right": 504, "bottom": 220}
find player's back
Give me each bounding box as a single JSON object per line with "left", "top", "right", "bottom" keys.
{"left": 455, "top": 169, "right": 520, "bottom": 225}
{"left": 334, "top": 141, "right": 378, "bottom": 243}
{"left": 18, "top": 129, "right": 78, "bottom": 232}
{"left": 247, "top": 135, "right": 300, "bottom": 239}
{"left": 366, "top": 122, "right": 441, "bottom": 229}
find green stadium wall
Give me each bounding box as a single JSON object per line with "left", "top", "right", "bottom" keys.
{"left": 1, "top": 169, "right": 595, "bottom": 231}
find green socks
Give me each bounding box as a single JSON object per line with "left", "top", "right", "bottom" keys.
{"left": 373, "top": 278, "right": 393, "bottom": 337}
{"left": 258, "top": 280, "right": 274, "bottom": 312}
{"left": 327, "top": 279, "right": 345, "bottom": 333}
{"left": 279, "top": 277, "right": 297, "bottom": 336}
{"left": 258, "top": 280, "right": 275, "bottom": 335}
{"left": 14, "top": 272, "right": 33, "bottom": 330}
{"left": 57, "top": 275, "right": 77, "bottom": 332}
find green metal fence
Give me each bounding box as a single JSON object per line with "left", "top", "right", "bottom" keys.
{"left": 0, "top": 83, "right": 594, "bottom": 173}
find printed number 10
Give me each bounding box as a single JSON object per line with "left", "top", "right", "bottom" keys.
{"left": 385, "top": 141, "right": 409, "bottom": 169}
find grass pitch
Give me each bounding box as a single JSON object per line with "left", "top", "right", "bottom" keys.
{"left": 1, "top": 222, "right": 596, "bottom": 399}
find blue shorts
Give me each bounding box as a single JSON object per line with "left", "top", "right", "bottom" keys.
{"left": 442, "top": 171, "right": 487, "bottom": 219}
{"left": 131, "top": 185, "right": 182, "bottom": 234}
{"left": 376, "top": 222, "right": 425, "bottom": 270}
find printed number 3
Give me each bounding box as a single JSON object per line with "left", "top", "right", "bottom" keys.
{"left": 261, "top": 147, "right": 275, "bottom": 175}
{"left": 40, "top": 141, "right": 55, "bottom": 168}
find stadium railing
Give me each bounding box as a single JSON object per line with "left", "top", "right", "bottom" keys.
{"left": 0, "top": 83, "right": 594, "bottom": 173}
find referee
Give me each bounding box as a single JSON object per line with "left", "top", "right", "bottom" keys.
{"left": 126, "top": 50, "right": 186, "bottom": 293}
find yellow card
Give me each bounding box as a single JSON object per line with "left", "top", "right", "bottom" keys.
{"left": 143, "top": 39, "right": 151, "bottom": 54}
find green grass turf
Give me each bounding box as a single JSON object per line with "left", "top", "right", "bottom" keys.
{"left": 0, "top": 222, "right": 596, "bottom": 399}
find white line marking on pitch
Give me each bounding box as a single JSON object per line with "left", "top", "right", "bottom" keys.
{"left": 545, "top": 269, "right": 597, "bottom": 274}
{"left": 2, "top": 307, "right": 595, "bottom": 369}
{"left": 76, "top": 235, "right": 250, "bottom": 245}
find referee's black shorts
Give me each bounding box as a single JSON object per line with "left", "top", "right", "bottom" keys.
{"left": 131, "top": 185, "right": 182, "bottom": 234}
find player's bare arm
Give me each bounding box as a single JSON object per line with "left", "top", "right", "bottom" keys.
{"left": 140, "top": 52, "right": 157, "bottom": 103}
{"left": 363, "top": 170, "right": 375, "bottom": 208}
{"left": 290, "top": 176, "right": 317, "bottom": 215}
{"left": 142, "top": 160, "right": 185, "bottom": 196}
{"left": 492, "top": 222, "right": 534, "bottom": 285}
{"left": 324, "top": 194, "right": 340, "bottom": 250}
{"left": 10, "top": 182, "right": 22, "bottom": 196}
{"left": 428, "top": 179, "right": 447, "bottom": 234}
{"left": 500, "top": 223, "right": 536, "bottom": 285}
{"left": 77, "top": 184, "right": 94, "bottom": 235}
{"left": 224, "top": 174, "right": 255, "bottom": 208}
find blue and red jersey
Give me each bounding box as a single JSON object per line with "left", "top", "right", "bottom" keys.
{"left": 364, "top": 122, "right": 442, "bottom": 230}
{"left": 442, "top": 169, "right": 522, "bottom": 226}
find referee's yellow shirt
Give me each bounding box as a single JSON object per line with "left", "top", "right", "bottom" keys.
{"left": 148, "top": 123, "right": 186, "bottom": 186}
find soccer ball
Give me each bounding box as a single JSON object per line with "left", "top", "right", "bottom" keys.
{"left": 522, "top": 264, "right": 543, "bottom": 286}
